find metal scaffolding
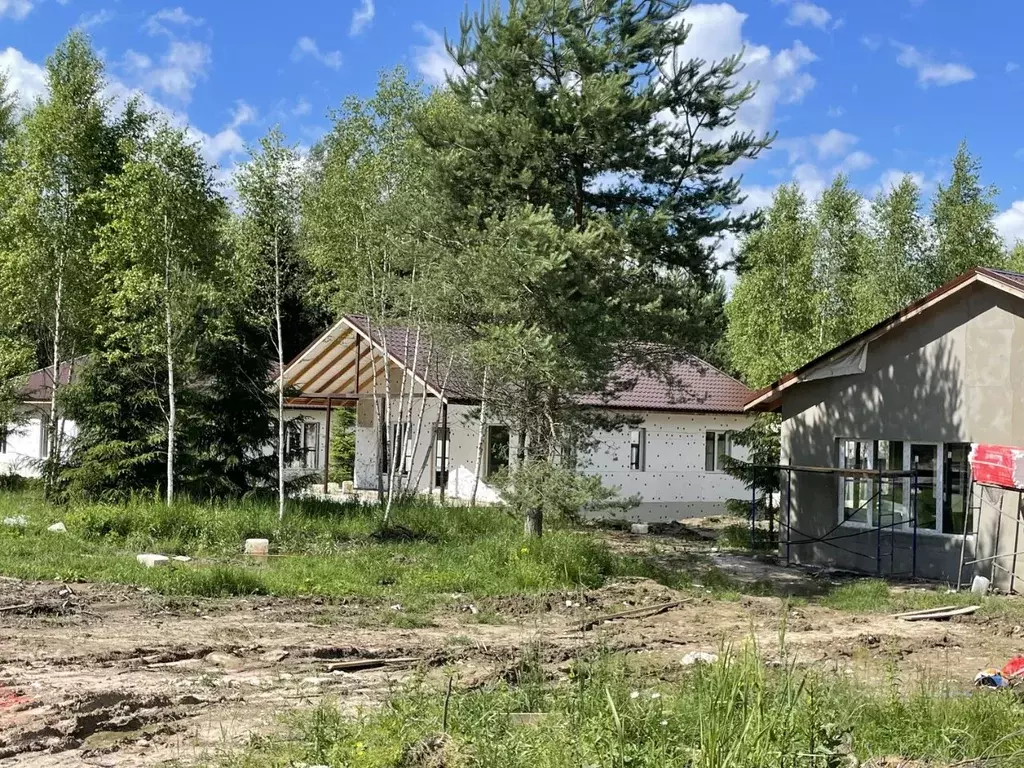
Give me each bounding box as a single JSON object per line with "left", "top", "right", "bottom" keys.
{"left": 750, "top": 464, "right": 921, "bottom": 577}
{"left": 956, "top": 479, "right": 1024, "bottom": 593}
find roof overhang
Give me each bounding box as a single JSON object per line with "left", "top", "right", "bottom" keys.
{"left": 744, "top": 268, "right": 1024, "bottom": 413}
{"left": 280, "top": 316, "right": 446, "bottom": 407}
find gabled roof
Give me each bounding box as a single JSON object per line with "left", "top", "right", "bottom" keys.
{"left": 284, "top": 317, "right": 754, "bottom": 414}
{"left": 15, "top": 358, "right": 87, "bottom": 403}
{"left": 744, "top": 267, "right": 1024, "bottom": 412}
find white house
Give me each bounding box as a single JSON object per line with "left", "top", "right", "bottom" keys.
{"left": 2, "top": 318, "right": 757, "bottom": 522}
{"left": 281, "top": 316, "right": 756, "bottom": 521}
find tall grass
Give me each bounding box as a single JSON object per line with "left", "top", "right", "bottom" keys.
{"left": 0, "top": 491, "right": 673, "bottom": 599}
{"left": 226, "top": 643, "right": 1024, "bottom": 767}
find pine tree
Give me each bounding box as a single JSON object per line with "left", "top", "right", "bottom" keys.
{"left": 417, "top": 0, "right": 768, "bottom": 532}
{"left": 929, "top": 141, "right": 1004, "bottom": 286}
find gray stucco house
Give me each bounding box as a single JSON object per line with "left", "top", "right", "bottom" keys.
{"left": 745, "top": 267, "right": 1024, "bottom": 588}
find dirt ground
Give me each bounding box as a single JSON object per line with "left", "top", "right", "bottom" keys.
{"left": 1, "top": 531, "right": 1022, "bottom": 767}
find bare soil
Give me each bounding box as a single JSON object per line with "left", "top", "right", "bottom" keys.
{"left": 1, "top": 533, "right": 1021, "bottom": 767}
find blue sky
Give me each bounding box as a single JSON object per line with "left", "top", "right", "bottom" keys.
{"left": 4, "top": 0, "right": 1024, "bottom": 241}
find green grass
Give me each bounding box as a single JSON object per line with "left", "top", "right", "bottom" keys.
{"left": 820, "top": 578, "right": 1024, "bottom": 620}
{"left": 0, "top": 491, "right": 675, "bottom": 600}
{"left": 224, "top": 643, "right": 1024, "bottom": 768}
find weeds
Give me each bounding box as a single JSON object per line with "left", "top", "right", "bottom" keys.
{"left": 223, "top": 643, "right": 1024, "bottom": 768}
{"left": 0, "top": 491, "right": 671, "bottom": 600}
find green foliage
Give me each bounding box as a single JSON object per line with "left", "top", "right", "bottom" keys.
{"left": 226, "top": 644, "right": 1024, "bottom": 768}
{"left": 491, "top": 458, "right": 627, "bottom": 525}
{"left": 930, "top": 141, "right": 1005, "bottom": 285}
{"left": 329, "top": 407, "right": 356, "bottom": 483}
{"left": 0, "top": 491, "right": 665, "bottom": 598}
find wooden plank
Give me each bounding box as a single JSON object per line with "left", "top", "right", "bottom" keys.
{"left": 326, "top": 657, "right": 420, "bottom": 673}
{"left": 892, "top": 604, "right": 959, "bottom": 618}
{"left": 578, "top": 600, "right": 689, "bottom": 632}
{"left": 899, "top": 605, "right": 979, "bottom": 621}
{"left": 287, "top": 329, "right": 351, "bottom": 388}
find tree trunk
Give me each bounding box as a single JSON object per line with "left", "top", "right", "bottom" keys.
{"left": 274, "top": 233, "right": 286, "bottom": 521}
{"left": 524, "top": 507, "right": 543, "bottom": 538}
{"left": 45, "top": 262, "right": 64, "bottom": 499}
{"left": 164, "top": 216, "right": 176, "bottom": 507}
{"left": 470, "top": 368, "right": 488, "bottom": 507}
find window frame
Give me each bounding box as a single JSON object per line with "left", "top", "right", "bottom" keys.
{"left": 834, "top": 437, "right": 969, "bottom": 537}
{"left": 628, "top": 428, "right": 646, "bottom": 471}
{"left": 302, "top": 421, "right": 321, "bottom": 471}
{"left": 704, "top": 430, "right": 733, "bottom": 473}
{"left": 433, "top": 425, "right": 450, "bottom": 489}
{"left": 39, "top": 414, "right": 50, "bottom": 459}
{"left": 485, "top": 425, "right": 510, "bottom": 480}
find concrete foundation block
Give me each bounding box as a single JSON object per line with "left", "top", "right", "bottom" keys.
{"left": 137, "top": 554, "right": 170, "bottom": 568}
{"left": 630, "top": 523, "right": 649, "bottom": 535}
{"left": 244, "top": 538, "right": 270, "bottom": 557}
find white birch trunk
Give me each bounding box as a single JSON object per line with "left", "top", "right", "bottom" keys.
{"left": 274, "top": 233, "right": 286, "bottom": 521}
{"left": 403, "top": 338, "right": 431, "bottom": 494}
{"left": 46, "top": 259, "right": 64, "bottom": 494}
{"left": 470, "top": 367, "right": 489, "bottom": 507}
{"left": 164, "top": 216, "right": 176, "bottom": 507}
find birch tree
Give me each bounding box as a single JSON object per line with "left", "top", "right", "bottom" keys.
{"left": 236, "top": 127, "right": 302, "bottom": 520}
{"left": 92, "top": 126, "right": 222, "bottom": 505}
{"left": 303, "top": 69, "right": 443, "bottom": 525}
{"left": 0, "top": 33, "right": 122, "bottom": 496}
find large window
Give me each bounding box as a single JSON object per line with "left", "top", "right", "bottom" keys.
{"left": 303, "top": 422, "right": 321, "bottom": 471}
{"left": 629, "top": 428, "right": 646, "bottom": 471}
{"left": 705, "top": 431, "right": 732, "bottom": 472}
{"left": 39, "top": 415, "right": 50, "bottom": 459}
{"left": 835, "top": 438, "right": 970, "bottom": 536}
{"left": 486, "top": 426, "right": 510, "bottom": 479}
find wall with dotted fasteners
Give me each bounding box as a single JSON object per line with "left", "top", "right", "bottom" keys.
{"left": 580, "top": 411, "right": 754, "bottom": 520}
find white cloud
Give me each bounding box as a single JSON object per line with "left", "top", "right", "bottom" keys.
{"left": 892, "top": 42, "right": 975, "bottom": 87}
{"left": 229, "top": 100, "right": 257, "bottom": 130}
{"left": 813, "top": 129, "right": 858, "bottom": 159}
{"left": 674, "top": 4, "right": 817, "bottom": 139}
{"left": 860, "top": 34, "right": 882, "bottom": 51}
{"left": 135, "top": 40, "right": 211, "bottom": 102}
{"left": 874, "top": 169, "right": 925, "bottom": 195}
{"left": 1008, "top": 61, "right": 1020, "bottom": 74}
{"left": 0, "top": 0, "right": 33, "bottom": 20}
{"left": 413, "top": 25, "right": 458, "bottom": 86}
{"left": 785, "top": 2, "right": 832, "bottom": 30}
{"left": 78, "top": 9, "right": 115, "bottom": 29}
{"left": 827, "top": 105, "right": 844, "bottom": 118}
{"left": 292, "top": 36, "right": 342, "bottom": 70}
{"left": 996, "top": 201, "right": 1024, "bottom": 247}
{"left": 0, "top": 46, "right": 46, "bottom": 107}
{"left": 350, "top": 0, "right": 374, "bottom": 36}
{"left": 292, "top": 97, "right": 312, "bottom": 117}
{"left": 835, "top": 150, "right": 875, "bottom": 174}
{"left": 145, "top": 7, "right": 204, "bottom": 36}
{"left": 123, "top": 50, "right": 153, "bottom": 72}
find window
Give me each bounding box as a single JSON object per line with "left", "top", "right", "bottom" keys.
{"left": 0, "top": 429, "right": 6, "bottom": 453}
{"left": 303, "top": 422, "right": 321, "bottom": 471}
{"left": 39, "top": 414, "right": 50, "bottom": 459}
{"left": 835, "top": 438, "right": 968, "bottom": 536}
{"left": 486, "top": 425, "right": 510, "bottom": 479}
{"left": 838, "top": 439, "right": 874, "bottom": 524}
{"left": 434, "top": 426, "right": 450, "bottom": 488}
{"left": 943, "top": 443, "right": 971, "bottom": 535}
{"left": 384, "top": 423, "right": 411, "bottom": 476}
{"left": 705, "top": 431, "right": 732, "bottom": 472}
{"left": 629, "top": 428, "right": 646, "bottom": 471}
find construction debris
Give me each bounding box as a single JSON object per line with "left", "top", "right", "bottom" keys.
{"left": 326, "top": 657, "right": 420, "bottom": 673}
{"left": 578, "top": 599, "right": 689, "bottom": 631}
{"left": 896, "top": 605, "right": 979, "bottom": 622}
{"left": 47, "top": 522, "right": 67, "bottom": 533}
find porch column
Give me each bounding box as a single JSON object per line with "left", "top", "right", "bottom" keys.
{"left": 322, "top": 397, "right": 332, "bottom": 494}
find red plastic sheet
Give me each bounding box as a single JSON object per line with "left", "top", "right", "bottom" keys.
{"left": 970, "top": 444, "right": 1024, "bottom": 490}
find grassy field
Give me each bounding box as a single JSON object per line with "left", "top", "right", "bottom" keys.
{"left": 226, "top": 643, "right": 1024, "bottom": 768}
{"left": 0, "top": 491, "right": 674, "bottom": 601}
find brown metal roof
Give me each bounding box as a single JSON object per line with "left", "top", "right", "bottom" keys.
{"left": 578, "top": 354, "right": 753, "bottom": 413}
{"left": 287, "top": 318, "right": 753, "bottom": 414}
{"left": 16, "top": 358, "right": 86, "bottom": 402}
{"left": 744, "top": 267, "right": 1024, "bottom": 412}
